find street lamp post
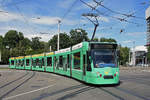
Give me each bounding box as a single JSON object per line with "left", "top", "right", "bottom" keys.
{"left": 57, "top": 20, "right": 61, "bottom": 51}
{"left": 132, "top": 41, "right": 136, "bottom": 66}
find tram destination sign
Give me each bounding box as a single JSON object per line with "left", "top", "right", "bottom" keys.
{"left": 91, "top": 44, "right": 117, "bottom": 49}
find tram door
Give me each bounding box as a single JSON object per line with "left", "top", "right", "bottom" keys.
{"left": 53, "top": 56, "right": 56, "bottom": 72}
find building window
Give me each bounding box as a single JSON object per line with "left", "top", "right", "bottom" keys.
{"left": 74, "top": 52, "right": 80, "bottom": 70}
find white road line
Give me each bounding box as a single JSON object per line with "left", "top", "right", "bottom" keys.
{"left": 3, "top": 84, "right": 55, "bottom": 100}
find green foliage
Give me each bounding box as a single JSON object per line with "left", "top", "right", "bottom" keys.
{"left": 119, "top": 46, "right": 129, "bottom": 65}
{"left": 100, "top": 37, "right": 117, "bottom": 43}
{"left": 147, "top": 46, "right": 150, "bottom": 63}
{"left": 70, "top": 28, "right": 89, "bottom": 45}
{"left": 31, "top": 37, "right": 41, "bottom": 50}
{"left": 1, "top": 28, "right": 129, "bottom": 65}
{"left": 93, "top": 38, "right": 99, "bottom": 42}
{"left": 3, "top": 30, "right": 20, "bottom": 48}
{"left": 0, "top": 35, "right": 3, "bottom": 49}
{"left": 48, "top": 33, "right": 71, "bottom": 51}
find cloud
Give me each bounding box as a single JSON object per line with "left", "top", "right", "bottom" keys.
{"left": 122, "top": 40, "right": 133, "bottom": 44}
{"left": 25, "top": 33, "right": 54, "bottom": 42}
{"left": 31, "top": 17, "right": 60, "bottom": 25}
{"left": 30, "top": 16, "right": 79, "bottom": 26}
{"left": 98, "top": 16, "right": 109, "bottom": 22}
{"left": 0, "top": 11, "right": 22, "bottom": 22}
{"left": 126, "top": 32, "right": 146, "bottom": 37}
{"left": 58, "top": 0, "right": 75, "bottom": 9}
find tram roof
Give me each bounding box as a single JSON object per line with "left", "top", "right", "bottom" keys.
{"left": 89, "top": 41, "right": 117, "bottom": 44}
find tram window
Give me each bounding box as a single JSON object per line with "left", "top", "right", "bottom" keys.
{"left": 16, "top": 60, "right": 18, "bottom": 66}
{"left": 67, "top": 54, "right": 70, "bottom": 68}
{"left": 38, "top": 59, "right": 42, "bottom": 68}
{"left": 42, "top": 58, "right": 45, "bottom": 66}
{"left": 26, "top": 59, "right": 30, "bottom": 66}
{"left": 74, "top": 52, "right": 80, "bottom": 70}
{"left": 18, "top": 60, "right": 21, "bottom": 66}
{"left": 54, "top": 57, "right": 56, "bottom": 67}
{"left": 83, "top": 55, "right": 86, "bottom": 75}
{"left": 11, "top": 60, "right": 14, "bottom": 65}
{"left": 59, "top": 56, "right": 63, "bottom": 67}
{"left": 47, "top": 57, "right": 52, "bottom": 66}
{"left": 87, "top": 56, "right": 92, "bottom": 71}
{"left": 32, "top": 59, "right": 36, "bottom": 66}
{"left": 36, "top": 58, "right": 39, "bottom": 66}
{"left": 22, "top": 60, "right": 24, "bottom": 66}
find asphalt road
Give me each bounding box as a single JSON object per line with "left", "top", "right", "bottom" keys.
{"left": 0, "top": 69, "right": 150, "bottom": 100}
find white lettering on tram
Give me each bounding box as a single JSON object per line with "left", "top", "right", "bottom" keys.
{"left": 72, "top": 43, "right": 83, "bottom": 50}
{"left": 55, "top": 47, "right": 71, "bottom": 54}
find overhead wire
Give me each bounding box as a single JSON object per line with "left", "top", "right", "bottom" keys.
{"left": 61, "top": 0, "right": 79, "bottom": 22}
{"left": 93, "top": 0, "right": 145, "bottom": 20}
{"left": 13, "top": 4, "right": 40, "bottom": 38}
{"left": 80, "top": 0, "right": 143, "bottom": 26}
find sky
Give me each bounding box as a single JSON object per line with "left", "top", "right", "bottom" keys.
{"left": 0, "top": 0, "right": 149, "bottom": 48}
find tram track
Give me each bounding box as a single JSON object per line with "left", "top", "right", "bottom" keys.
{"left": 98, "top": 86, "right": 149, "bottom": 100}
{"left": 99, "top": 87, "right": 125, "bottom": 100}
{"left": 0, "top": 71, "right": 29, "bottom": 89}
{"left": 114, "top": 87, "right": 149, "bottom": 100}
{"left": 0, "top": 71, "right": 35, "bottom": 100}
{"left": 120, "top": 77, "right": 150, "bottom": 86}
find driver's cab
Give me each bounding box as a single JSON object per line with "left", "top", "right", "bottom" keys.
{"left": 89, "top": 42, "right": 118, "bottom": 69}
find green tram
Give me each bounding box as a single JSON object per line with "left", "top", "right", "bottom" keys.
{"left": 9, "top": 42, "right": 119, "bottom": 85}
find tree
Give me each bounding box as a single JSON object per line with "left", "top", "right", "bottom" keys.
{"left": 31, "top": 37, "right": 42, "bottom": 50}
{"left": 48, "top": 33, "right": 71, "bottom": 51}
{"left": 70, "top": 28, "right": 89, "bottom": 45}
{"left": 0, "top": 35, "right": 3, "bottom": 49}
{"left": 93, "top": 38, "right": 99, "bottom": 42}
{"left": 100, "top": 37, "right": 117, "bottom": 43}
{"left": 147, "top": 46, "right": 150, "bottom": 64}
{"left": 3, "top": 30, "right": 20, "bottom": 48}
{"left": 119, "top": 46, "right": 129, "bottom": 65}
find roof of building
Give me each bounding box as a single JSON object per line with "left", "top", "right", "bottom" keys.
{"left": 146, "top": 6, "right": 150, "bottom": 19}
{"left": 131, "top": 45, "right": 147, "bottom": 52}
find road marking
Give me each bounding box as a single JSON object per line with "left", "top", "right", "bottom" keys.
{"left": 3, "top": 84, "right": 55, "bottom": 100}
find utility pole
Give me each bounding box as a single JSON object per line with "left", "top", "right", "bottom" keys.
{"left": 129, "top": 49, "right": 130, "bottom": 65}
{"left": 132, "top": 41, "right": 136, "bottom": 66}
{"left": 57, "top": 20, "right": 61, "bottom": 51}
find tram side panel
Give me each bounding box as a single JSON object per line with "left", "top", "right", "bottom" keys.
{"left": 31, "top": 55, "right": 45, "bottom": 71}
{"left": 71, "top": 48, "right": 83, "bottom": 81}
{"left": 45, "top": 52, "right": 54, "bottom": 72}
{"left": 9, "top": 58, "right": 16, "bottom": 69}
{"left": 25, "top": 56, "right": 32, "bottom": 70}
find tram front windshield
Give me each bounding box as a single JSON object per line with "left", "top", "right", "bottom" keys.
{"left": 92, "top": 49, "right": 117, "bottom": 68}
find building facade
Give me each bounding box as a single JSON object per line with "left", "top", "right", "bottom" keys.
{"left": 129, "top": 46, "right": 147, "bottom": 66}
{"left": 146, "top": 6, "right": 150, "bottom": 45}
